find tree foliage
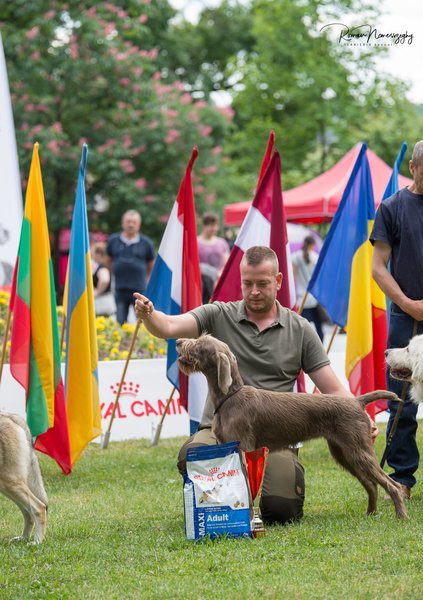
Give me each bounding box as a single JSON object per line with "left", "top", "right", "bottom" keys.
{"left": 0, "top": 0, "right": 230, "bottom": 247}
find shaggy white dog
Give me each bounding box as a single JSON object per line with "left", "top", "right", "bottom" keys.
{"left": 385, "top": 334, "right": 423, "bottom": 404}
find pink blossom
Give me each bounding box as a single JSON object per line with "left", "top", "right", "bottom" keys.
{"left": 104, "top": 2, "right": 119, "bottom": 13}
{"left": 104, "top": 23, "right": 116, "bottom": 36}
{"left": 188, "top": 110, "right": 199, "bottom": 122}
{"left": 117, "top": 9, "right": 128, "bottom": 18}
{"left": 21, "top": 123, "right": 29, "bottom": 131}
{"left": 206, "top": 193, "right": 216, "bottom": 205}
{"left": 139, "top": 14, "right": 148, "bottom": 24}
{"left": 165, "top": 129, "right": 180, "bottom": 144}
{"left": 195, "top": 101, "right": 207, "bottom": 108}
{"left": 79, "top": 138, "right": 88, "bottom": 146}
{"left": 26, "top": 26, "right": 40, "bottom": 40}
{"left": 132, "top": 67, "right": 144, "bottom": 77}
{"left": 194, "top": 184, "right": 205, "bottom": 194}
{"left": 31, "top": 51, "right": 41, "bottom": 60}
{"left": 120, "top": 159, "right": 135, "bottom": 174}
{"left": 94, "top": 121, "right": 104, "bottom": 130}
{"left": 25, "top": 103, "right": 36, "bottom": 112}
{"left": 143, "top": 0, "right": 152, "bottom": 4}
{"left": 173, "top": 81, "right": 185, "bottom": 92}
{"left": 144, "top": 194, "right": 155, "bottom": 203}
{"left": 132, "top": 84, "right": 141, "bottom": 93}
{"left": 119, "top": 78, "right": 130, "bottom": 86}
{"left": 198, "top": 124, "right": 212, "bottom": 137}
{"left": 135, "top": 178, "right": 147, "bottom": 189}
{"left": 131, "top": 144, "right": 146, "bottom": 156}
{"left": 122, "top": 134, "right": 132, "bottom": 148}
{"left": 180, "top": 93, "right": 192, "bottom": 105}
{"left": 201, "top": 165, "right": 218, "bottom": 175}
{"left": 152, "top": 71, "right": 161, "bottom": 81}
{"left": 47, "top": 139, "right": 60, "bottom": 154}
{"left": 159, "top": 214, "right": 169, "bottom": 224}
{"left": 51, "top": 122, "right": 63, "bottom": 133}
{"left": 37, "top": 104, "right": 48, "bottom": 113}
{"left": 162, "top": 108, "right": 178, "bottom": 118}
{"left": 116, "top": 52, "right": 128, "bottom": 61}
{"left": 31, "top": 125, "right": 43, "bottom": 135}
{"left": 44, "top": 10, "right": 56, "bottom": 19}
{"left": 148, "top": 120, "right": 158, "bottom": 130}
{"left": 86, "top": 7, "right": 96, "bottom": 16}
{"left": 69, "top": 43, "right": 78, "bottom": 59}
{"left": 218, "top": 105, "right": 235, "bottom": 121}
{"left": 149, "top": 48, "right": 158, "bottom": 59}
{"left": 212, "top": 146, "right": 222, "bottom": 155}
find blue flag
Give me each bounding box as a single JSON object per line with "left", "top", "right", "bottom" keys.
{"left": 307, "top": 143, "right": 374, "bottom": 327}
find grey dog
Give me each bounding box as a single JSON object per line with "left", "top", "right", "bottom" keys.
{"left": 176, "top": 334, "right": 407, "bottom": 519}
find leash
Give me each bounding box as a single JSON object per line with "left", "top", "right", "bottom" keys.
{"left": 380, "top": 318, "right": 418, "bottom": 468}
{"left": 214, "top": 386, "right": 244, "bottom": 415}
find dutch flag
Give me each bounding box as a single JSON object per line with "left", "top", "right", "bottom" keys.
{"left": 146, "top": 147, "right": 205, "bottom": 432}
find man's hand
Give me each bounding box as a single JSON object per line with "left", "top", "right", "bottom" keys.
{"left": 367, "top": 414, "right": 379, "bottom": 443}
{"left": 403, "top": 298, "right": 423, "bottom": 322}
{"left": 133, "top": 293, "right": 154, "bottom": 321}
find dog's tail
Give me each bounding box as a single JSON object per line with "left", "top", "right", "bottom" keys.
{"left": 356, "top": 390, "right": 401, "bottom": 407}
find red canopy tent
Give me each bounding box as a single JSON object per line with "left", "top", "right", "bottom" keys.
{"left": 224, "top": 144, "right": 412, "bottom": 226}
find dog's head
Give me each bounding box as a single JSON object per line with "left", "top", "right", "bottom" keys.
{"left": 385, "top": 334, "right": 423, "bottom": 383}
{"left": 176, "top": 334, "right": 236, "bottom": 394}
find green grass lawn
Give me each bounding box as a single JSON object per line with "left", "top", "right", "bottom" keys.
{"left": 0, "top": 424, "right": 422, "bottom": 600}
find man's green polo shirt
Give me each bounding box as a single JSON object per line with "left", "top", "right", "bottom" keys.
{"left": 190, "top": 300, "right": 330, "bottom": 427}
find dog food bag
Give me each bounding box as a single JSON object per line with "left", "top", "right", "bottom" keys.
{"left": 183, "top": 441, "right": 252, "bottom": 540}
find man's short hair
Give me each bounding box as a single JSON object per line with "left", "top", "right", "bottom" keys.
{"left": 201, "top": 212, "right": 219, "bottom": 226}
{"left": 243, "top": 246, "right": 279, "bottom": 274}
{"left": 411, "top": 141, "right": 423, "bottom": 166}
{"left": 122, "top": 209, "right": 142, "bottom": 222}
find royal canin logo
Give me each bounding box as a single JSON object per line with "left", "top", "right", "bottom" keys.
{"left": 109, "top": 381, "right": 140, "bottom": 397}
{"left": 208, "top": 467, "right": 220, "bottom": 475}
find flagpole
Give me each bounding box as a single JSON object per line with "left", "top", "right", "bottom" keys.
{"left": 101, "top": 319, "right": 141, "bottom": 449}
{"left": 297, "top": 292, "right": 308, "bottom": 315}
{"left": 312, "top": 324, "right": 338, "bottom": 394}
{"left": 0, "top": 306, "right": 12, "bottom": 383}
{"left": 150, "top": 385, "right": 177, "bottom": 447}
{"left": 60, "top": 313, "right": 66, "bottom": 355}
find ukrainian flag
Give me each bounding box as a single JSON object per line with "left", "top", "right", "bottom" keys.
{"left": 308, "top": 143, "right": 388, "bottom": 418}
{"left": 65, "top": 145, "right": 101, "bottom": 465}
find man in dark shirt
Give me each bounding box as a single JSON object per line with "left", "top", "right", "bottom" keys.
{"left": 108, "top": 210, "right": 155, "bottom": 324}
{"left": 370, "top": 139, "right": 423, "bottom": 499}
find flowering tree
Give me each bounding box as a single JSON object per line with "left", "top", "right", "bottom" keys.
{"left": 0, "top": 0, "right": 230, "bottom": 248}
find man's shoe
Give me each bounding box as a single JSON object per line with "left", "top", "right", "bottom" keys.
{"left": 384, "top": 484, "right": 411, "bottom": 501}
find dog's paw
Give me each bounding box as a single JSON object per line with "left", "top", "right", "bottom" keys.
{"left": 8, "top": 535, "right": 28, "bottom": 543}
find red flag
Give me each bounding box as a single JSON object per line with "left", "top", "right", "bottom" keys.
{"left": 212, "top": 148, "right": 296, "bottom": 310}
{"left": 179, "top": 147, "right": 202, "bottom": 409}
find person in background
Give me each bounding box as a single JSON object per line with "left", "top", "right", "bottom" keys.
{"left": 292, "top": 235, "right": 324, "bottom": 342}
{"left": 107, "top": 210, "right": 155, "bottom": 324}
{"left": 371, "top": 139, "right": 423, "bottom": 500}
{"left": 197, "top": 212, "right": 230, "bottom": 303}
{"left": 91, "top": 243, "right": 116, "bottom": 318}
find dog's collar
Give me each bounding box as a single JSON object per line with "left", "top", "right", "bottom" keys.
{"left": 213, "top": 386, "right": 244, "bottom": 415}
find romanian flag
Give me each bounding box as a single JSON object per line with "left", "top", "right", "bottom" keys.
{"left": 64, "top": 145, "right": 101, "bottom": 465}
{"left": 145, "top": 147, "right": 203, "bottom": 430}
{"left": 9, "top": 143, "right": 72, "bottom": 474}
{"left": 308, "top": 143, "right": 388, "bottom": 418}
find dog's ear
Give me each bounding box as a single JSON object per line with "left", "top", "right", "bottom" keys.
{"left": 217, "top": 352, "right": 233, "bottom": 394}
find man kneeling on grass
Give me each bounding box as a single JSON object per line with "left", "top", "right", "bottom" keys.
{"left": 134, "top": 246, "right": 378, "bottom": 524}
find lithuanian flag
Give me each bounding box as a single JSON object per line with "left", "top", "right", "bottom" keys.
{"left": 9, "top": 143, "right": 71, "bottom": 474}
{"left": 308, "top": 143, "right": 388, "bottom": 418}
{"left": 64, "top": 145, "right": 101, "bottom": 465}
